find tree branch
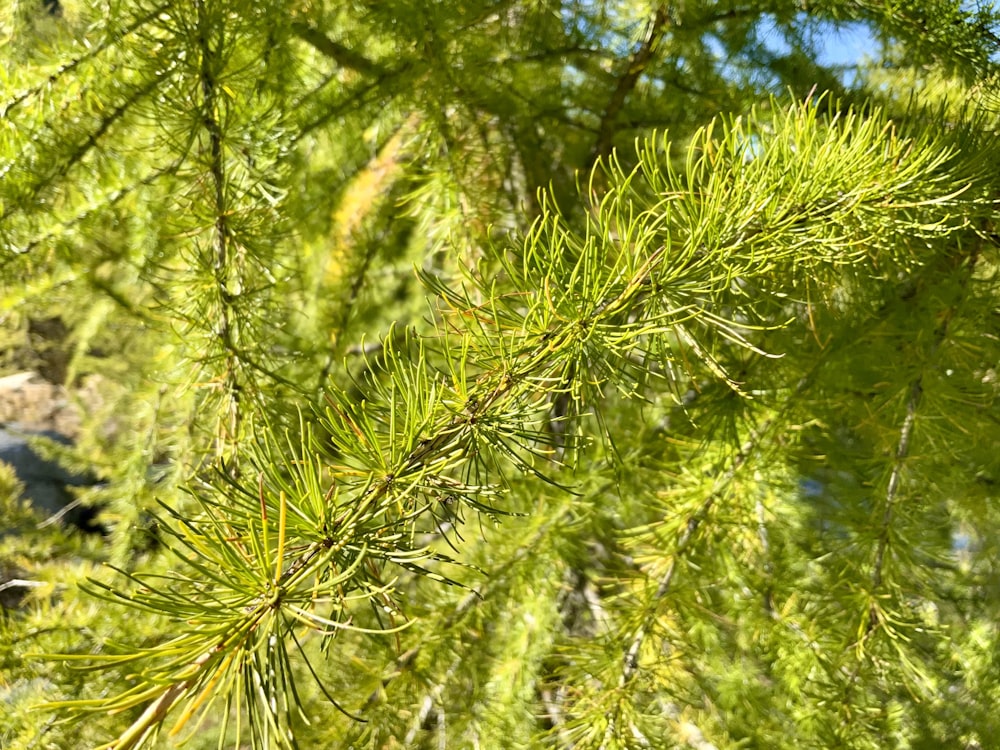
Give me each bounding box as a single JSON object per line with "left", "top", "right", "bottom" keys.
{"left": 290, "top": 21, "right": 384, "bottom": 75}
{"left": 589, "top": 4, "right": 673, "bottom": 167}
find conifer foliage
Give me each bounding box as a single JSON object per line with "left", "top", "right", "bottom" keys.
{"left": 2, "top": 1, "right": 1000, "bottom": 749}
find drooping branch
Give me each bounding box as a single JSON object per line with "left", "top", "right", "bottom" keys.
{"left": 600, "top": 422, "right": 767, "bottom": 749}
{"left": 196, "top": 0, "right": 244, "bottom": 465}
{"left": 835, "top": 244, "right": 985, "bottom": 724}
{"left": 868, "top": 245, "right": 981, "bottom": 618}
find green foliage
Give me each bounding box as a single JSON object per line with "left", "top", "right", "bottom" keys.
{"left": 2, "top": 1, "right": 1000, "bottom": 749}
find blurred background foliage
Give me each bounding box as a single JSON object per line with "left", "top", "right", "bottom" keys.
{"left": 2, "top": 1, "right": 1000, "bottom": 748}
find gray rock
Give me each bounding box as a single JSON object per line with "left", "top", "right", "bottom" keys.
{"left": 0, "top": 425, "right": 104, "bottom": 533}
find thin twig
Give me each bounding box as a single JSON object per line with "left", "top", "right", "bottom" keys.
{"left": 600, "top": 427, "right": 764, "bottom": 749}
{"left": 869, "top": 247, "right": 980, "bottom": 614}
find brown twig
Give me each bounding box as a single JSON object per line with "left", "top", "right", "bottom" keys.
{"left": 589, "top": 4, "right": 673, "bottom": 168}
